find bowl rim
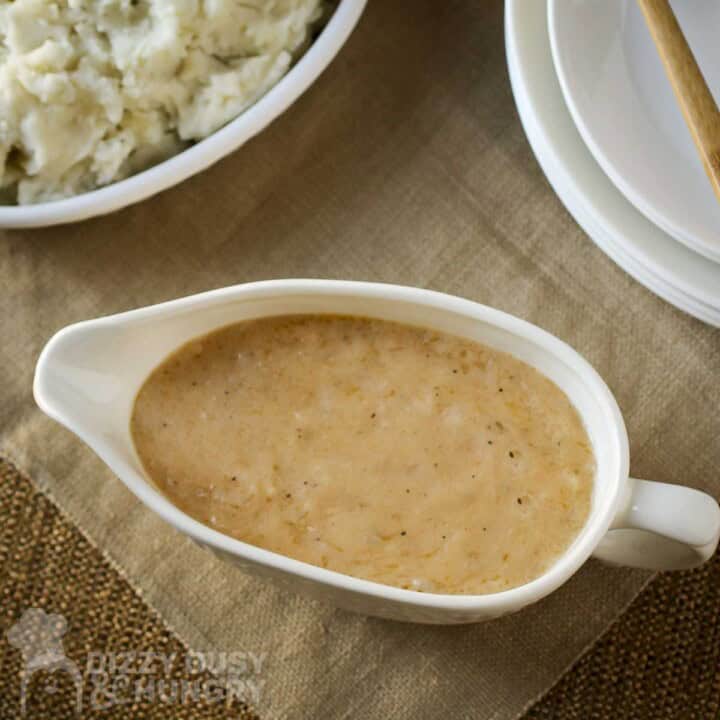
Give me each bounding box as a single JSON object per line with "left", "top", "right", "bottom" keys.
{"left": 34, "top": 279, "right": 630, "bottom": 614}
{"left": 0, "top": 0, "right": 367, "bottom": 228}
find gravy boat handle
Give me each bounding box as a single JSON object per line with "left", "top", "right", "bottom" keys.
{"left": 594, "top": 478, "right": 720, "bottom": 570}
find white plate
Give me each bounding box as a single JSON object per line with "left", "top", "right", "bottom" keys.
{"left": 548, "top": 0, "right": 720, "bottom": 264}
{"left": 505, "top": 0, "right": 720, "bottom": 327}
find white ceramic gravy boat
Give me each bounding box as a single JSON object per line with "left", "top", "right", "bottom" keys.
{"left": 34, "top": 280, "right": 720, "bottom": 624}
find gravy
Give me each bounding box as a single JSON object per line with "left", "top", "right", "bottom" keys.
{"left": 131, "top": 315, "right": 594, "bottom": 595}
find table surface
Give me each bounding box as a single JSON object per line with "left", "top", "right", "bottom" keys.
{"left": 1, "top": 1, "right": 719, "bottom": 718}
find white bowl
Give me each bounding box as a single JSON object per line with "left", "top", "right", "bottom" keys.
{"left": 33, "top": 280, "right": 720, "bottom": 623}
{"left": 0, "top": 0, "right": 366, "bottom": 229}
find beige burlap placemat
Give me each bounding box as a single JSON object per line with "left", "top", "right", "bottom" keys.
{"left": 1, "top": 1, "right": 719, "bottom": 718}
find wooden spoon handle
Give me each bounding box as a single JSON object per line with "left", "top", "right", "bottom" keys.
{"left": 637, "top": 0, "right": 720, "bottom": 203}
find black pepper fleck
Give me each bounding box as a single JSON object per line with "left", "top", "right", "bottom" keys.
{"left": 285, "top": 493, "right": 292, "bottom": 499}
{"left": 400, "top": 531, "right": 407, "bottom": 536}
{"left": 509, "top": 451, "right": 515, "bottom": 458}
{"left": 517, "top": 497, "right": 522, "bottom": 504}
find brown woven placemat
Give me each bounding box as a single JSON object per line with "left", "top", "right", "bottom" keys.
{"left": 1, "top": 457, "right": 719, "bottom": 719}
{"left": 0, "top": 458, "right": 258, "bottom": 719}
{"left": 525, "top": 560, "right": 720, "bottom": 719}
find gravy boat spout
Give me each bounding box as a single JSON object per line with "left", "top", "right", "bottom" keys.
{"left": 33, "top": 280, "right": 720, "bottom": 624}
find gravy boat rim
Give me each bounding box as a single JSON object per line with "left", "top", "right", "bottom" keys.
{"left": 33, "top": 279, "right": 628, "bottom": 615}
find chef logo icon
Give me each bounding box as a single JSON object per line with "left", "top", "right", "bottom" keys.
{"left": 6, "top": 608, "right": 83, "bottom": 715}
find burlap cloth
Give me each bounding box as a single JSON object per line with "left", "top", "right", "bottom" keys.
{"left": 1, "top": 1, "right": 719, "bottom": 718}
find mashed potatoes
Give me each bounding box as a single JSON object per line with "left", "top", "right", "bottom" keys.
{"left": 0, "top": 0, "right": 325, "bottom": 204}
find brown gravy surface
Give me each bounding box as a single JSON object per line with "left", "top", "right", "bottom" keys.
{"left": 131, "top": 315, "right": 594, "bottom": 595}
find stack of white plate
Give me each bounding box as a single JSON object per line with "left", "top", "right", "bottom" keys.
{"left": 506, "top": 0, "right": 720, "bottom": 326}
